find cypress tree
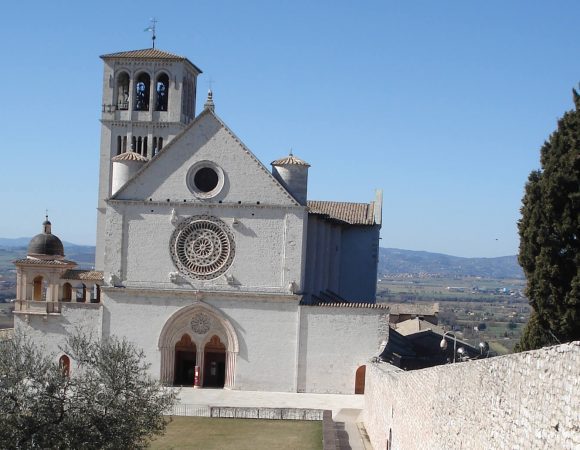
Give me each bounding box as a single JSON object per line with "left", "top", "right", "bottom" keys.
{"left": 516, "top": 89, "right": 580, "bottom": 351}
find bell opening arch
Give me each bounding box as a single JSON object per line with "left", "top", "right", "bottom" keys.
{"left": 158, "top": 302, "right": 239, "bottom": 389}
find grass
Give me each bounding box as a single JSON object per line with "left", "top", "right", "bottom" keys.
{"left": 148, "top": 416, "right": 323, "bottom": 450}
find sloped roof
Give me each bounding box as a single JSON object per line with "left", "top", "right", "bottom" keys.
{"left": 100, "top": 48, "right": 202, "bottom": 73}
{"left": 61, "top": 270, "right": 104, "bottom": 281}
{"left": 271, "top": 155, "right": 310, "bottom": 167}
{"left": 307, "top": 301, "right": 389, "bottom": 309}
{"left": 307, "top": 200, "right": 376, "bottom": 225}
{"left": 384, "top": 302, "right": 440, "bottom": 317}
{"left": 395, "top": 318, "right": 445, "bottom": 336}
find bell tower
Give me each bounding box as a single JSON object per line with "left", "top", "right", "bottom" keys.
{"left": 95, "top": 48, "right": 202, "bottom": 269}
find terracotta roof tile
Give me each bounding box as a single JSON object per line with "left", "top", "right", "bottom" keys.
{"left": 271, "top": 155, "right": 310, "bottom": 167}
{"left": 100, "top": 48, "right": 202, "bottom": 73}
{"left": 61, "top": 270, "right": 104, "bottom": 281}
{"left": 112, "top": 151, "right": 148, "bottom": 162}
{"left": 13, "top": 258, "right": 76, "bottom": 266}
{"left": 307, "top": 200, "right": 376, "bottom": 225}
{"left": 307, "top": 301, "right": 389, "bottom": 309}
{"left": 101, "top": 48, "right": 185, "bottom": 60}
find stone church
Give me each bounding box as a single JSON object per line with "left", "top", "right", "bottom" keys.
{"left": 14, "top": 48, "right": 387, "bottom": 394}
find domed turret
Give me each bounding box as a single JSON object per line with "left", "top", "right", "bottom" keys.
{"left": 111, "top": 151, "right": 148, "bottom": 196}
{"left": 27, "top": 216, "right": 65, "bottom": 259}
{"left": 271, "top": 152, "right": 310, "bottom": 205}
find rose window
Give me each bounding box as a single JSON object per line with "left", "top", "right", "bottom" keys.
{"left": 170, "top": 216, "right": 235, "bottom": 280}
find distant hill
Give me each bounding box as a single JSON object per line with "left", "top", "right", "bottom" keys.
{"left": 379, "top": 248, "right": 524, "bottom": 279}
{"left": 0, "top": 240, "right": 524, "bottom": 279}
{"left": 0, "top": 242, "right": 96, "bottom": 269}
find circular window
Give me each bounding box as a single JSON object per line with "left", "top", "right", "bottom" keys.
{"left": 194, "top": 167, "right": 219, "bottom": 192}
{"left": 187, "top": 161, "right": 224, "bottom": 199}
{"left": 170, "top": 216, "right": 235, "bottom": 280}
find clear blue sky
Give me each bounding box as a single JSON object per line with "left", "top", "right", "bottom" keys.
{"left": 0, "top": 1, "right": 578, "bottom": 257}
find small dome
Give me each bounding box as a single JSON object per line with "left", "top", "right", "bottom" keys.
{"left": 271, "top": 154, "right": 310, "bottom": 167}
{"left": 111, "top": 151, "right": 148, "bottom": 162}
{"left": 27, "top": 217, "right": 64, "bottom": 258}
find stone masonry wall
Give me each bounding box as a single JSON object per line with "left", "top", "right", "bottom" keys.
{"left": 364, "top": 342, "right": 580, "bottom": 450}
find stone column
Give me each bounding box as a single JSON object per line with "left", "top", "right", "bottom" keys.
{"left": 224, "top": 351, "right": 237, "bottom": 389}
{"left": 160, "top": 347, "right": 175, "bottom": 385}
{"left": 197, "top": 351, "right": 205, "bottom": 388}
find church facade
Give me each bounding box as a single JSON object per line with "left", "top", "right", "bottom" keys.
{"left": 13, "top": 48, "right": 387, "bottom": 394}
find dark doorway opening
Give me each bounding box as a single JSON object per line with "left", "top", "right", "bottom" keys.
{"left": 203, "top": 335, "right": 226, "bottom": 388}
{"left": 174, "top": 334, "right": 197, "bottom": 386}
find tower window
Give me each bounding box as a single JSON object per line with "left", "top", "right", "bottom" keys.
{"left": 116, "top": 136, "right": 122, "bottom": 155}
{"left": 158, "top": 137, "right": 163, "bottom": 151}
{"left": 143, "top": 137, "right": 148, "bottom": 157}
{"left": 131, "top": 136, "right": 136, "bottom": 151}
{"left": 152, "top": 137, "right": 158, "bottom": 157}
{"left": 137, "top": 136, "right": 142, "bottom": 155}
{"left": 134, "top": 73, "right": 151, "bottom": 111}
{"left": 155, "top": 73, "right": 169, "bottom": 111}
{"left": 123, "top": 136, "right": 127, "bottom": 152}
{"left": 116, "top": 72, "right": 130, "bottom": 110}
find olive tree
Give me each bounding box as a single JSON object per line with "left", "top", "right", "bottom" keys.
{"left": 0, "top": 332, "right": 177, "bottom": 449}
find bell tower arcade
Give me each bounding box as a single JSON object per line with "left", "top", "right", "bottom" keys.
{"left": 95, "top": 49, "right": 202, "bottom": 270}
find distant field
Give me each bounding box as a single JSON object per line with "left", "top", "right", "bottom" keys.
{"left": 148, "top": 417, "right": 322, "bottom": 450}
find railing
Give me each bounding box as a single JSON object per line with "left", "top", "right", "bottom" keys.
{"left": 14, "top": 300, "right": 61, "bottom": 314}
{"left": 167, "top": 404, "right": 211, "bottom": 417}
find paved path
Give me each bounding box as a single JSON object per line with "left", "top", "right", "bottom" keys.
{"left": 174, "top": 388, "right": 372, "bottom": 449}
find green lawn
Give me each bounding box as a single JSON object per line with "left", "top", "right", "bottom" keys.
{"left": 148, "top": 416, "right": 323, "bottom": 450}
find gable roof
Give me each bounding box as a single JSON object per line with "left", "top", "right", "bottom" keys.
{"left": 111, "top": 108, "right": 300, "bottom": 206}
{"left": 307, "top": 200, "right": 376, "bottom": 225}
{"left": 100, "top": 48, "right": 202, "bottom": 73}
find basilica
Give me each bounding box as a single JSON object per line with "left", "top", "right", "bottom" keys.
{"left": 13, "top": 47, "right": 386, "bottom": 394}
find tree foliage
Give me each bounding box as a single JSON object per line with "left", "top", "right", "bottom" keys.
{"left": 0, "top": 332, "right": 177, "bottom": 449}
{"left": 516, "top": 89, "right": 580, "bottom": 351}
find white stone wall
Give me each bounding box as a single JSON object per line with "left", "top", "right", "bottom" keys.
{"left": 364, "top": 342, "right": 580, "bottom": 450}
{"left": 13, "top": 304, "right": 103, "bottom": 368}
{"left": 116, "top": 113, "right": 297, "bottom": 206}
{"left": 103, "top": 202, "right": 306, "bottom": 293}
{"left": 297, "top": 306, "right": 388, "bottom": 394}
{"left": 103, "top": 289, "right": 301, "bottom": 392}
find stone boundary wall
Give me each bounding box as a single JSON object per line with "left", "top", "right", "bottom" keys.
{"left": 209, "top": 406, "right": 324, "bottom": 421}
{"left": 364, "top": 342, "right": 580, "bottom": 450}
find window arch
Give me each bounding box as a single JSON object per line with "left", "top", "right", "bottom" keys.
{"left": 155, "top": 73, "right": 169, "bottom": 111}
{"left": 116, "top": 72, "right": 130, "bottom": 110}
{"left": 116, "top": 136, "right": 122, "bottom": 155}
{"left": 143, "top": 137, "right": 148, "bottom": 157}
{"left": 59, "top": 355, "right": 70, "bottom": 377}
{"left": 137, "top": 136, "right": 142, "bottom": 155}
{"left": 134, "top": 73, "right": 151, "bottom": 111}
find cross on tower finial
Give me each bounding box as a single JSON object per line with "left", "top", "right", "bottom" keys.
{"left": 144, "top": 18, "right": 158, "bottom": 49}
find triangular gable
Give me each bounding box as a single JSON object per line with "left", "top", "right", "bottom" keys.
{"left": 113, "top": 109, "right": 299, "bottom": 206}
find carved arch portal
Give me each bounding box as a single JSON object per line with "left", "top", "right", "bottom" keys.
{"left": 158, "top": 302, "right": 238, "bottom": 388}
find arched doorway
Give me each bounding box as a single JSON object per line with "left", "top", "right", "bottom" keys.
{"left": 59, "top": 355, "right": 70, "bottom": 377}
{"left": 203, "top": 335, "right": 226, "bottom": 388}
{"left": 355, "top": 365, "right": 366, "bottom": 394}
{"left": 62, "top": 283, "right": 72, "bottom": 302}
{"left": 174, "top": 334, "right": 197, "bottom": 386}
{"left": 158, "top": 303, "right": 239, "bottom": 389}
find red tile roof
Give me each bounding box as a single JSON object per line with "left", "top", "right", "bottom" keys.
{"left": 100, "top": 48, "right": 202, "bottom": 73}
{"left": 61, "top": 270, "right": 104, "bottom": 281}
{"left": 307, "top": 200, "right": 376, "bottom": 225}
